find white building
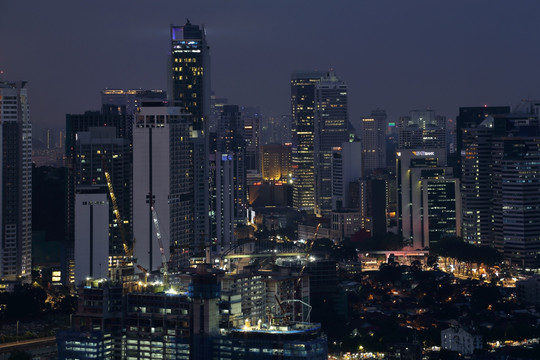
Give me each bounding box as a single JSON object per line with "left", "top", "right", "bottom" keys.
{"left": 133, "top": 106, "right": 177, "bottom": 272}
{"left": 397, "top": 149, "right": 460, "bottom": 249}
{"left": 74, "top": 192, "right": 109, "bottom": 284}
{"left": 0, "top": 81, "right": 32, "bottom": 280}
{"left": 332, "top": 141, "right": 362, "bottom": 210}
{"left": 441, "top": 327, "right": 482, "bottom": 355}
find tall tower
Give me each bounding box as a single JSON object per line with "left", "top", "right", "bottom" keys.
{"left": 0, "top": 81, "right": 32, "bottom": 280}
{"left": 291, "top": 71, "right": 326, "bottom": 212}
{"left": 218, "top": 105, "right": 247, "bottom": 226}
{"left": 65, "top": 107, "right": 129, "bottom": 283}
{"left": 358, "top": 109, "right": 387, "bottom": 174}
{"left": 132, "top": 105, "right": 189, "bottom": 272}
{"left": 314, "top": 71, "right": 349, "bottom": 215}
{"left": 170, "top": 21, "right": 211, "bottom": 265}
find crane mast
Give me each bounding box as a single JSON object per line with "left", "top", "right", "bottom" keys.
{"left": 150, "top": 202, "right": 169, "bottom": 286}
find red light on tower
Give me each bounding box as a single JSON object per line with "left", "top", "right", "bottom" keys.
{"left": 484, "top": 104, "right": 488, "bottom": 108}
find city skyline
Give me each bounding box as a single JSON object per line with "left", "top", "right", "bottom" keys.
{"left": 3, "top": 1, "right": 540, "bottom": 131}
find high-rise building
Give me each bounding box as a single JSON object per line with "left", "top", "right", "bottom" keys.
{"left": 218, "top": 105, "right": 247, "bottom": 226}
{"left": 132, "top": 105, "right": 188, "bottom": 272}
{"left": 65, "top": 107, "right": 130, "bottom": 283}
{"left": 461, "top": 119, "right": 499, "bottom": 246}
{"left": 492, "top": 136, "right": 540, "bottom": 268}
{"left": 314, "top": 71, "right": 350, "bottom": 215}
{"left": 291, "top": 71, "right": 326, "bottom": 212}
{"left": 358, "top": 109, "right": 387, "bottom": 174}
{"left": 331, "top": 141, "right": 362, "bottom": 210}
{"left": 0, "top": 81, "right": 32, "bottom": 280}
{"left": 170, "top": 21, "right": 211, "bottom": 265}
{"left": 396, "top": 149, "right": 460, "bottom": 249}
{"left": 460, "top": 109, "right": 540, "bottom": 267}
{"left": 398, "top": 109, "right": 446, "bottom": 152}
{"left": 241, "top": 106, "right": 262, "bottom": 172}
{"left": 74, "top": 127, "right": 132, "bottom": 268}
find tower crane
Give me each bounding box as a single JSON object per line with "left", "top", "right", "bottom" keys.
{"left": 150, "top": 200, "right": 169, "bottom": 286}
{"left": 103, "top": 165, "right": 132, "bottom": 259}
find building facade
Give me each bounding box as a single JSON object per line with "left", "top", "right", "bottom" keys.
{"left": 0, "top": 81, "right": 32, "bottom": 280}
{"left": 170, "top": 21, "right": 211, "bottom": 266}
{"left": 314, "top": 72, "right": 349, "bottom": 215}
{"left": 291, "top": 71, "right": 326, "bottom": 212}
{"left": 358, "top": 109, "right": 387, "bottom": 174}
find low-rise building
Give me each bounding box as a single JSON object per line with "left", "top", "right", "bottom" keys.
{"left": 441, "top": 326, "right": 482, "bottom": 355}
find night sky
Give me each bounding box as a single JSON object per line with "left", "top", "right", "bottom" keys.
{"left": 2, "top": 0, "right": 540, "bottom": 131}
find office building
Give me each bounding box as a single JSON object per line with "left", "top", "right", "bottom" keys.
{"left": 0, "top": 81, "right": 32, "bottom": 280}
{"left": 261, "top": 144, "right": 292, "bottom": 181}
{"left": 291, "top": 71, "right": 326, "bottom": 212}
{"left": 492, "top": 136, "right": 540, "bottom": 268}
{"left": 170, "top": 21, "right": 211, "bottom": 264}
{"left": 396, "top": 149, "right": 460, "bottom": 249}
{"left": 461, "top": 110, "right": 540, "bottom": 267}
{"left": 358, "top": 108, "right": 387, "bottom": 174}
{"left": 398, "top": 109, "right": 446, "bottom": 152}
{"left": 461, "top": 119, "right": 498, "bottom": 247}
{"left": 314, "top": 71, "right": 350, "bottom": 215}
{"left": 331, "top": 141, "right": 362, "bottom": 210}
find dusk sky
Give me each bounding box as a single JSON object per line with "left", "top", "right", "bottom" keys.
{"left": 2, "top": 0, "right": 540, "bottom": 131}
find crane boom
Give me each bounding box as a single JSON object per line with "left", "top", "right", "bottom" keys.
{"left": 150, "top": 204, "right": 169, "bottom": 286}
{"left": 104, "top": 169, "right": 132, "bottom": 258}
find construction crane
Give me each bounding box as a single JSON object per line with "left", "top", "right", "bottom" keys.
{"left": 103, "top": 166, "right": 132, "bottom": 259}
{"left": 293, "top": 223, "right": 321, "bottom": 320}
{"left": 150, "top": 201, "right": 169, "bottom": 286}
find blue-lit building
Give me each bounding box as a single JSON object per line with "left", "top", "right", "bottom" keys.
{"left": 212, "top": 322, "right": 327, "bottom": 359}
{"left": 57, "top": 331, "right": 113, "bottom": 360}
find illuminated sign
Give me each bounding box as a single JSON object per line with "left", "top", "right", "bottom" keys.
{"left": 412, "top": 151, "right": 435, "bottom": 156}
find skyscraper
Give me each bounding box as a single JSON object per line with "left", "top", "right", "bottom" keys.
{"left": 357, "top": 109, "right": 387, "bottom": 174}
{"left": 461, "top": 110, "right": 540, "bottom": 267}
{"left": 170, "top": 21, "right": 211, "bottom": 264}
{"left": 291, "top": 71, "right": 325, "bottom": 212}
{"left": 132, "top": 105, "right": 189, "bottom": 272}
{"left": 491, "top": 136, "right": 540, "bottom": 267}
{"left": 314, "top": 71, "right": 350, "bottom": 215}
{"left": 65, "top": 107, "right": 129, "bottom": 283}
{"left": 0, "top": 81, "right": 32, "bottom": 280}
